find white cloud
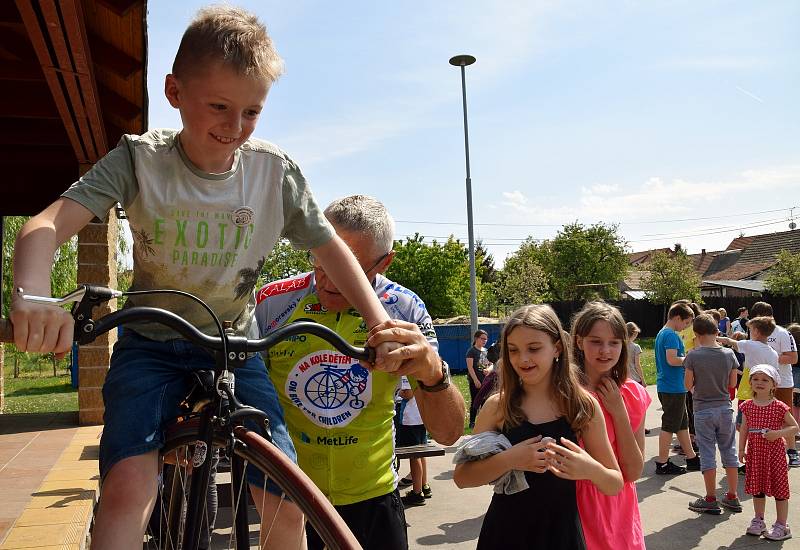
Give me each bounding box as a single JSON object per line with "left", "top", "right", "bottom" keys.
{"left": 490, "top": 165, "right": 800, "bottom": 225}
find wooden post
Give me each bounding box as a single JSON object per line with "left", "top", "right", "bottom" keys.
{"left": 76, "top": 164, "right": 118, "bottom": 425}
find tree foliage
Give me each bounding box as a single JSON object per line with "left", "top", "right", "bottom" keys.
{"left": 258, "top": 239, "right": 312, "bottom": 287}
{"left": 495, "top": 237, "right": 550, "bottom": 308}
{"left": 536, "top": 222, "right": 629, "bottom": 300}
{"left": 764, "top": 249, "right": 800, "bottom": 296}
{"left": 639, "top": 250, "right": 702, "bottom": 305}
{"left": 2, "top": 216, "right": 77, "bottom": 318}
{"left": 386, "top": 233, "right": 478, "bottom": 319}
{"left": 475, "top": 240, "right": 496, "bottom": 284}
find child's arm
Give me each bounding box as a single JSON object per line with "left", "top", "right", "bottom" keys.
{"left": 453, "top": 396, "right": 548, "bottom": 488}
{"left": 728, "top": 367, "right": 739, "bottom": 391}
{"left": 634, "top": 353, "right": 646, "bottom": 386}
{"left": 546, "top": 395, "right": 623, "bottom": 496}
{"left": 738, "top": 414, "right": 748, "bottom": 463}
{"left": 717, "top": 336, "right": 738, "bottom": 351}
{"left": 684, "top": 368, "right": 695, "bottom": 391}
{"left": 665, "top": 348, "right": 684, "bottom": 366}
{"left": 310, "top": 235, "right": 402, "bottom": 371}
{"left": 10, "top": 198, "right": 95, "bottom": 357}
{"left": 596, "top": 379, "right": 645, "bottom": 482}
{"left": 465, "top": 355, "right": 481, "bottom": 388}
{"left": 764, "top": 411, "right": 800, "bottom": 442}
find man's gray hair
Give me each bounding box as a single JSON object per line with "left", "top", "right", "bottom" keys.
{"left": 324, "top": 195, "right": 395, "bottom": 254}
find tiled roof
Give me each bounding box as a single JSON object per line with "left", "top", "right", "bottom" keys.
{"left": 736, "top": 229, "right": 800, "bottom": 264}
{"left": 621, "top": 270, "right": 649, "bottom": 291}
{"left": 702, "top": 260, "right": 775, "bottom": 281}
{"left": 687, "top": 250, "right": 725, "bottom": 274}
{"left": 703, "top": 249, "right": 744, "bottom": 277}
{"left": 726, "top": 236, "right": 754, "bottom": 250}
{"left": 627, "top": 248, "right": 672, "bottom": 266}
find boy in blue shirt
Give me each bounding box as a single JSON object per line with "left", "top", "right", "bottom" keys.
{"left": 654, "top": 301, "right": 700, "bottom": 475}
{"left": 10, "top": 6, "right": 402, "bottom": 549}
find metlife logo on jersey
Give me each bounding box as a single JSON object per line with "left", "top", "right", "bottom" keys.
{"left": 285, "top": 350, "right": 373, "bottom": 428}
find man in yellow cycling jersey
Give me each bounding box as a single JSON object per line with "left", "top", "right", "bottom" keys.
{"left": 255, "top": 195, "right": 465, "bottom": 550}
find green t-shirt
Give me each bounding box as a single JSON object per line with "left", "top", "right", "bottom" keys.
{"left": 256, "top": 273, "right": 437, "bottom": 505}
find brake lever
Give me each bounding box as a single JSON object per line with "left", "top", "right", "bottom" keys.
{"left": 71, "top": 286, "right": 124, "bottom": 344}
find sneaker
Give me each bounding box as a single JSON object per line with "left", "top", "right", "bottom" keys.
{"left": 746, "top": 517, "right": 767, "bottom": 536}
{"left": 401, "top": 490, "right": 426, "bottom": 507}
{"left": 655, "top": 459, "right": 686, "bottom": 475}
{"left": 398, "top": 477, "right": 413, "bottom": 488}
{"left": 422, "top": 484, "right": 432, "bottom": 499}
{"left": 685, "top": 455, "right": 701, "bottom": 471}
{"left": 788, "top": 451, "right": 800, "bottom": 468}
{"left": 720, "top": 495, "right": 742, "bottom": 513}
{"left": 763, "top": 522, "right": 792, "bottom": 541}
{"left": 688, "top": 497, "right": 722, "bottom": 515}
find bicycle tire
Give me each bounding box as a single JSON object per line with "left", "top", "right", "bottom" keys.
{"left": 146, "top": 418, "right": 361, "bottom": 550}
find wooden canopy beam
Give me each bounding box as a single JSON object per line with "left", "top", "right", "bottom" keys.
{"left": 14, "top": 0, "right": 109, "bottom": 164}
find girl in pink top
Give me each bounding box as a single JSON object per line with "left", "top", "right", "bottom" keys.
{"left": 572, "top": 302, "right": 652, "bottom": 550}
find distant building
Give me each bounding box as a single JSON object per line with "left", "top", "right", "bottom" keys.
{"left": 625, "top": 228, "right": 800, "bottom": 299}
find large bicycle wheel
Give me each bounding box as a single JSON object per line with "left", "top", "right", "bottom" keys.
{"left": 145, "top": 418, "right": 361, "bottom": 550}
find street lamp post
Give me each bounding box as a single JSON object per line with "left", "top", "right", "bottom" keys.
{"left": 449, "top": 54, "right": 479, "bottom": 335}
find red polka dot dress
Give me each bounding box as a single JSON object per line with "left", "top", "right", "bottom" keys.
{"left": 741, "top": 399, "right": 791, "bottom": 499}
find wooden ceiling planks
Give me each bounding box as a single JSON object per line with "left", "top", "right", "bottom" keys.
{"left": 1, "top": 0, "right": 146, "bottom": 217}
{"left": 14, "top": 0, "right": 87, "bottom": 161}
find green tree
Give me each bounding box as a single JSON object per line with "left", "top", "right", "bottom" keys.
{"left": 639, "top": 250, "right": 702, "bottom": 305}
{"left": 765, "top": 249, "right": 800, "bottom": 322}
{"left": 2, "top": 217, "right": 77, "bottom": 317}
{"left": 475, "top": 240, "right": 496, "bottom": 283}
{"left": 258, "top": 239, "right": 313, "bottom": 287}
{"left": 765, "top": 249, "right": 800, "bottom": 296}
{"left": 537, "top": 222, "right": 629, "bottom": 300}
{"left": 386, "top": 233, "right": 475, "bottom": 318}
{"left": 495, "top": 237, "right": 550, "bottom": 308}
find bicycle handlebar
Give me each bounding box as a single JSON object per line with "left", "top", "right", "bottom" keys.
{"left": 0, "top": 288, "right": 374, "bottom": 363}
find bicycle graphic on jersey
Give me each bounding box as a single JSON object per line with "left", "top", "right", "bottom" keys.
{"left": 305, "top": 363, "right": 369, "bottom": 410}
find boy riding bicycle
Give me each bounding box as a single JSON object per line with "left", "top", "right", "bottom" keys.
{"left": 10, "top": 6, "right": 401, "bottom": 549}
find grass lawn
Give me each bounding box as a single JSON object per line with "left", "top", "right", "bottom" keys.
{"left": 638, "top": 337, "right": 656, "bottom": 386}
{"left": 2, "top": 373, "right": 78, "bottom": 414}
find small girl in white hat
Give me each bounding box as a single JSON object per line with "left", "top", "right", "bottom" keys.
{"left": 739, "top": 364, "right": 800, "bottom": 541}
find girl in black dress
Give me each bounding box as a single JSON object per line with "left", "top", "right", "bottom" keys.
{"left": 454, "top": 305, "right": 623, "bottom": 550}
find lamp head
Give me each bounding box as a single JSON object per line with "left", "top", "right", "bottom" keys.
{"left": 449, "top": 55, "right": 476, "bottom": 67}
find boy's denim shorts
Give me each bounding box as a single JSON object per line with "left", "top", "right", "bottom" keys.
{"left": 693, "top": 405, "right": 737, "bottom": 471}
{"left": 100, "top": 330, "right": 296, "bottom": 488}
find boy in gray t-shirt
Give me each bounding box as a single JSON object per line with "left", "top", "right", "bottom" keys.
{"left": 685, "top": 314, "right": 741, "bottom": 515}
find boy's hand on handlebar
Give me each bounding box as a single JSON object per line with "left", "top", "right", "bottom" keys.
{"left": 366, "top": 319, "right": 441, "bottom": 382}
{"left": 9, "top": 300, "right": 73, "bottom": 358}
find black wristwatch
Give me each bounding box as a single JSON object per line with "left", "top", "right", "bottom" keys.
{"left": 417, "top": 359, "right": 450, "bottom": 392}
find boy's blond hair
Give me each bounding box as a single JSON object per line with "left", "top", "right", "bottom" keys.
{"left": 173, "top": 5, "right": 284, "bottom": 82}
{"left": 747, "top": 316, "right": 776, "bottom": 338}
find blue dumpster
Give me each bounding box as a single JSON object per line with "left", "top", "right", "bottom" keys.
{"left": 434, "top": 323, "right": 502, "bottom": 374}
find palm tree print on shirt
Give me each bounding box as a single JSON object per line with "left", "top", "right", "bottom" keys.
{"left": 234, "top": 256, "right": 265, "bottom": 299}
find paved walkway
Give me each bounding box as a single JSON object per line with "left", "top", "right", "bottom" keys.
{"left": 403, "top": 386, "right": 800, "bottom": 549}
{"left": 0, "top": 412, "right": 100, "bottom": 549}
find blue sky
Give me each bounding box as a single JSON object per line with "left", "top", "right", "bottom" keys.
{"left": 145, "top": 1, "right": 800, "bottom": 265}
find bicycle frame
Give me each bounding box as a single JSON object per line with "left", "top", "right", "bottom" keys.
{"left": 2, "top": 284, "right": 373, "bottom": 550}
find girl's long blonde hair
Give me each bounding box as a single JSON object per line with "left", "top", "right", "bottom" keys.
{"left": 571, "top": 301, "right": 629, "bottom": 387}
{"left": 498, "top": 304, "right": 595, "bottom": 434}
